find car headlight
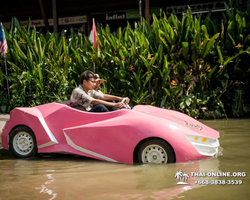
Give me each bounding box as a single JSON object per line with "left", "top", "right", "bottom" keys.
{"left": 186, "top": 135, "right": 220, "bottom": 156}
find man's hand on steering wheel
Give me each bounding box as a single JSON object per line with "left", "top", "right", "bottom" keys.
{"left": 122, "top": 97, "right": 130, "bottom": 104}
{"left": 121, "top": 97, "right": 131, "bottom": 109}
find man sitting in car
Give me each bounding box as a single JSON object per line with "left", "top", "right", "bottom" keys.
{"left": 93, "top": 73, "right": 105, "bottom": 94}
{"left": 70, "top": 70, "right": 130, "bottom": 112}
{"left": 92, "top": 73, "right": 120, "bottom": 111}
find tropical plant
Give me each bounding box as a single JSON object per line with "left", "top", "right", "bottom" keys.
{"left": 1, "top": 2, "right": 250, "bottom": 118}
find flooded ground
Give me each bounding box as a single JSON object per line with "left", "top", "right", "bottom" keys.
{"left": 0, "top": 119, "right": 249, "bottom": 200}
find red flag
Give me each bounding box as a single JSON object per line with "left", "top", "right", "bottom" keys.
{"left": 0, "top": 23, "right": 8, "bottom": 58}
{"left": 89, "top": 19, "right": 100, "bottom": 50}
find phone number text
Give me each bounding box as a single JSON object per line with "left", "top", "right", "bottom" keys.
{"left": 195, "top": 180, "right": 243, "bottom": 185}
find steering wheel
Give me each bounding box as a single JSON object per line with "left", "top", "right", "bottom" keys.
{"left": 121, "top": 98, "right": 131, "bottom": 110}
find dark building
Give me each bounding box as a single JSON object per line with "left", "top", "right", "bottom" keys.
{"left": 0, "top": 0, "right": 248, "bottom": 34}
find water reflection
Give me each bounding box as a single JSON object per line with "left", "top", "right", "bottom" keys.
{"left": 35, "top": 170, "right": 57, "bottom": 200}
{"left": 0, "top": 155, "right": 221, "bottom": 200}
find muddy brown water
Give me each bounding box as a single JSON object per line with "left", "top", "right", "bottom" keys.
{"left": 0, "top": 119, "right": 250, "bottom": 200}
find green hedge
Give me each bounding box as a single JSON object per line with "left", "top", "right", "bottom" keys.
{"left": 1, "top": 5, "right": 250, "bottom": 118}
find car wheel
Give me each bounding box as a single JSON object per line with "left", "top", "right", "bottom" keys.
{"left": 9, "top": 126, "right": 38, "bottom": 158}
{"left": 137, "top": 139, "right": 175, "bottom": 164}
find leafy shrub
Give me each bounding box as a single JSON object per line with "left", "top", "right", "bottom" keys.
{"left": 0, "top": 3, "right": 250, "bottom": 118}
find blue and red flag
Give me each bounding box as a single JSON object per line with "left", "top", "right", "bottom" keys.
{"left": 0, "top": 23, "right": 8, "bottom": 58}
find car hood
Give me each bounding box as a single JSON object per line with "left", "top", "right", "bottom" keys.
{"left": 132, "top": 105, "right": 220, "bottom": 138}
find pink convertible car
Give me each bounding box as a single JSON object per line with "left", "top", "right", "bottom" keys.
{"left": 1, "top": 101, "right": 220, "bottom": 165}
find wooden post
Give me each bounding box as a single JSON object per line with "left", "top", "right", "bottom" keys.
{"left": 52, "top": 0, "right": 58, "bottom": 33}
{"left": 87, "top": 14, "right": 91, "bottom": 34}
{"left": 145, "top": 0, "right": 150, "bottom": 24}
{"left": 139, "top": 0, "right": 142, "bottom": 25}
{"left": 38, "top": 0, "right": 49, "bottom": 30}
{"left": 82, "top": 23, "right": 86, "bottom": 35}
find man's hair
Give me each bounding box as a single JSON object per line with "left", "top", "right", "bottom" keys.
{"left": 80, "top": 70, "right": 97, "bottom": 84}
